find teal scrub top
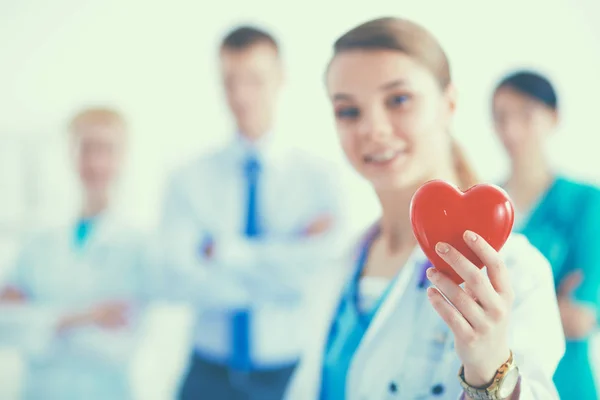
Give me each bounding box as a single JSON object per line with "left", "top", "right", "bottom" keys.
{"left": 320, "top": 238, "right": 395, "bottom": 400}
{"left": 319, "top": 228, "right": 432, "bottom": 400}
{"left": 517, "top": 176, "right": 600, "bottom": 400}
{"left": 74, "top": 218, "right": 96, "bottom": 249}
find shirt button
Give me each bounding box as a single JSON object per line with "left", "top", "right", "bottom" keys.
{"left": 389, "top": 382, "right": 398, "bottom": 393}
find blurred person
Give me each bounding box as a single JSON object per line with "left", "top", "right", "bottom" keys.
{"left": 160, "top": 25, "right": 347, "bottom": 400}
{"left": 493, "top": 70, "right": 600, "bottom": 400}
{"left": 283, "top": 17, "right": 564, "bottom": 399}
{"left": 0, "top": 107, "right": 153, "bottom": 400}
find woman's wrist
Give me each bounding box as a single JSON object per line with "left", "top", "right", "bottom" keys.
{"left": 463, "top": 347, "right": 511, "bottom": 387}
{"left": 463, "top": 365, "right": 497, "bottom": 388}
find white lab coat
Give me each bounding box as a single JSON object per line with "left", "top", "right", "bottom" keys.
{"left": 284, "top": 233, "right": 565, "bottom": 400}
{"left": 0, "top": 211, "right": 158, "bottom": 400}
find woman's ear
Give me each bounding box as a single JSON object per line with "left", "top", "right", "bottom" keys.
{"left": 551, "top": 109, "right": 560, "bottom": 128}
{"left": 440, "top": 83, "right": 457, "bottom": 128}
{"left": 445, "top": 83, "right": 458, "bottom": 115}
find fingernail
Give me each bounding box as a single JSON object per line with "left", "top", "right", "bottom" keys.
{"left": 426, "top": 287, "right": 436, "bottom": 297}
{"left": 426, "top": 267, "right": 435, "bottom": 278}
{"left": 464, "top": 230, "right": 477, "bottom": 242}
{"left": 436, "top": 242, "right": 449, "bottom": 254}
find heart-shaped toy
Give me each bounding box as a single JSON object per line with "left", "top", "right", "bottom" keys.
{"left": 409, "top": 180, "right": 515, "bottom": 285}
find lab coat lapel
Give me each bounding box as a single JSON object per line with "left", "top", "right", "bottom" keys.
{"left": 76, "top": 210, "right": 126, "bottom": 269}
{"left": 55, "top": 223, "right": 76, "bottom": 268}
{"left": 356, "top": 246, "right": 422, "bottom": 351}
{"left": 85, "top": 212, "right": 117, "bottom": 250}
{"left": 347, "top": 246, "right": 428, "bottom": 399}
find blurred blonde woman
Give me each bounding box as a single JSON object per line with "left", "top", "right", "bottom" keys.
{"left": 0, "top": 107, "right": 152, "bottom": 400}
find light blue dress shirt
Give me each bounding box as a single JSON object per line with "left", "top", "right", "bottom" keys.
{"left": 160, "top": 134, "right": 349, "bottom": 369}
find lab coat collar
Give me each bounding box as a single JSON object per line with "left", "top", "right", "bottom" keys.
{"left": 351, "top": 221, "right": 431, "bottom": 354}
{"left": 351, "top": 220, "right": 430, "bottom": 270}
{"left": 358, "top": 246, "right": 423, "bottom": 345}
{"left": 63, "top": 206, "right": 128, "bottom": 249}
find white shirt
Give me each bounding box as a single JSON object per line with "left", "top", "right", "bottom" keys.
{"left": 159, "top": 134, "right": 349, "bottom": 368}
{"left": 284, "top": 233, "right": 566, "bottom": 400}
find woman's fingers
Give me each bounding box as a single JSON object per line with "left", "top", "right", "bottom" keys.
{"left": 462, "top": 230, "right": 511, "bottom": 297}
{"left": 427, "top": 286, "right": 474, "bottom": 343}
{"left": 426, "top": 267, "right": 488, "bottom": 331}
{"left": 435, "top": 240, "right": 501, "bottom": 312}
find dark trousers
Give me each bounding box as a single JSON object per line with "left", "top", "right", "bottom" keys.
{"left": 178, "top": 354, "right": 298, "bottom": 400}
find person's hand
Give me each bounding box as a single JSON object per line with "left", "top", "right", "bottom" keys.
{"left": 200, "top": 237, "right": 214, "bottom": 260}
{"left": 302, "top": 214, "right": 333, "bottom": 237}
{"left": 557, "top": 270, "right": 596, "bottom": 339}
{"left": 88, "top": 301, "right": 131, "bottom": 329}
{"left": 57, "top": 301, "right": 131, "bottom": 333}
{"left": 426, "top": 230, "right": 514, "bottom": 389}
{"left": 0, "top": 287, "right": 28, "bottom": 303}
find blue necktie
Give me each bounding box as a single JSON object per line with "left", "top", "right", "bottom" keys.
{"left": 232, "top": 154, "right": 261, "bottom": 370}
{"left": 243, "top": 156, "right": 261, "bottom": 237}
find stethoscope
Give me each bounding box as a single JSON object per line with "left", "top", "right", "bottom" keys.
{"left": 346, "top": 229, "right": 458, "bottom": 398}
{"left": 347, "top": 227, "right": 431, "bottom": 325}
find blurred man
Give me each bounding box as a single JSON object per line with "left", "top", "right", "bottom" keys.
{"left": 161, "top": 26, "right": 347, "bottom": 399}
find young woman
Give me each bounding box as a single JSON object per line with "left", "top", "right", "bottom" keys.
{"left": 493, "top": 70, "right": 600, "bottom": 400}
{"left": 284, "top": 18, "right": 565, "bottom": 400}
{"left": 0, "top": 107, "right": 151, "bottom": 400}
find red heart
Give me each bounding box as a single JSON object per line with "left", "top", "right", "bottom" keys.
{"left": 409, "top": 180, "right": 515, "bottom": 285}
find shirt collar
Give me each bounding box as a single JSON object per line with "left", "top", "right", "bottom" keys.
{"left": 227, "top": 130, "right": 287, "bottom": 166}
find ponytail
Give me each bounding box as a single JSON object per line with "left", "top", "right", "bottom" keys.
{"left": 450, "top": 137, "right": 479, "bottom": 191}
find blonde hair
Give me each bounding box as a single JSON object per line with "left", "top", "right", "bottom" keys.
{"left": 450, "top": 137, "right": 479, "bottom": 190}
{"left": 68, "top": 106, "right": 127, "bottom": 136}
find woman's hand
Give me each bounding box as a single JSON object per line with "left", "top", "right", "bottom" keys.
{"left": 557, "top": 270, "right": 597, "bottom": 339}
{"left": 425, "top": 230, "right": 514, "bottom": 388}
{"left": 302, "top": 214, "right": 333, "bottom": 237}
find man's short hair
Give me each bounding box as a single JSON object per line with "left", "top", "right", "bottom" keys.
{"left": 221, "top": 25, "right": 279, "bottom": 53}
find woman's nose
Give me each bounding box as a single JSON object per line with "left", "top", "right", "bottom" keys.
{"left": 358, "top": 108, "right": 394, "bottom": 140}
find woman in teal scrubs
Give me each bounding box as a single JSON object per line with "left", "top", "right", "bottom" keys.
{"left": 492, "top": 70, "right": 600, "bottom": 400}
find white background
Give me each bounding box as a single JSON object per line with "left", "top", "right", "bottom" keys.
{"left": 0, "top": 0, "right": 599, "bottom": 397}
{"left": 1, "top": 0, "right": 600, "bottom": 233}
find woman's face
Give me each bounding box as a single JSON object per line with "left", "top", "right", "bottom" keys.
{"left": 326, "top": 50, "right": 456, "bottom": 191}
{"left": 71, "top": 122, "right": 125, "bottom": 197}
{"left": 492, "top": 87, "right": 558, "bottom": 157}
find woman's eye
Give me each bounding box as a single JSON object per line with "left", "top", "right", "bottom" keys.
{"left": 336, "top": 107, "right": 360, "bottom": 119}
{"left": 389, "top": 95, "right": 410, "bottom": 106}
